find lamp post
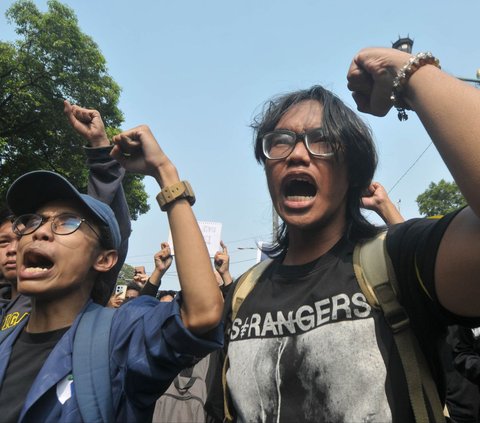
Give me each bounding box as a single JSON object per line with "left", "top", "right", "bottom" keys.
{"left": 392, "top": 36, "right": 414, "bottom": 54}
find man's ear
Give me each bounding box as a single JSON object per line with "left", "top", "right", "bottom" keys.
{"left": 93, "top": 250, "right": 118, "bottom": 273}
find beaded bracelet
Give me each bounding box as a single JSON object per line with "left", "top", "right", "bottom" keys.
{"left": 391, "top": 52, "right": 441, "bottom": 121}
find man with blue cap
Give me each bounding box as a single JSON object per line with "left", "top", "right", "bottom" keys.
{"left": 0, "top": 122, "right": 223, "bottom": 421}
{"left": 0, "top": 101, "right": 132, "bottom": 334}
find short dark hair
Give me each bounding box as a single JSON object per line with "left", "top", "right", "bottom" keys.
{"left": 126, "top": 281, "right": 141, "bottom": 293}
{"left": 0, "top": 208, "right": 14, "bottom": 226}
{"left": 157, "top": 290, "right": 177, "bottom": 300}
{"left": 252, "top": 85, "right": 381, "bottom": 256}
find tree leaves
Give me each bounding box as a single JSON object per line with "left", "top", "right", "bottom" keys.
{"left": 416, "top": 179, "right": 466, "bottom": 217}
{"left": 0, "top": 0, "right": 148, "bottom": 219}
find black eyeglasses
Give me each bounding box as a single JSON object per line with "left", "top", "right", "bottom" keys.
{"left": 12, "top": 213, "right": 100, "bottom": 239}
{"left": 262, "top": 127, "right": 335, "bottom": 160}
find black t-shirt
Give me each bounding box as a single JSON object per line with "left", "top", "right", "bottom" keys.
{"left": 0, "top": 326, "right": 68, "bottom": 423}
{"left": 222, "top": 214, "right": 480, "bottom": 423}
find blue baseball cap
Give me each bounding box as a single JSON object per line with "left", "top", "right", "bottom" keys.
{"left": 6, "top": 170, "right": 121, "bottom": 250}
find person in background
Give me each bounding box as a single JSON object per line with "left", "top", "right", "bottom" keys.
{"left": 106, "top": 289, "right": 125, "bottom": 308}
{"left": 134, "top": 266, "right": 149, "bottom": 288}
{"left": 453, "top": 326, "right": 480, "bottom": 389}
{"left": 214, "top": 241, "right": 233, "bottom": 287}
{"left": 158, "top": 290, "right": 178, "bottom": 302}
{"left": 0, "top": 208, "right": 30, "bottom": 330}
{"left": 124, "top": 281, "right": 142, "bottom": 302}
{"left": 361, "top": 182, "right": 404, "bottom": 226}
{"left": 140, "top": 242, "right": 174, "bottom": 297}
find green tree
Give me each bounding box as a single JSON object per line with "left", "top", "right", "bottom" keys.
{"left": 0, "top": 0, "right": 148, "bottom": 219}
{"left": 416, "top": 179, "right": 466, "bottom": 216}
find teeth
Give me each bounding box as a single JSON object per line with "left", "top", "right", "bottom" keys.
{"left": 25, "top": 267, "right": 50, "bottom": 273}
{"left": 286, "top": 195, "right": 313, "bottom": 201}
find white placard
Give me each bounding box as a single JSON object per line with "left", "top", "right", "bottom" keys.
{"left": 168, "top": 221, "right": 222, "bottom": 258}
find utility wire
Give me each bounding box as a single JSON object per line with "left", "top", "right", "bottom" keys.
{"left": 387, "top": 142, "right": 433, "bottom": 195}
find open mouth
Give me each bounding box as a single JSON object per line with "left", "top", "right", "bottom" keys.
{"left": 23, "top": 250, "right": 54, "bottom": 273}
{"left": 283, "top": 177, "right": 317, "bottom": 201}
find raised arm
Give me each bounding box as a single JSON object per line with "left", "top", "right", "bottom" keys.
{"left": 347, "top": 47, "right": 480, "bottom": 316}
{"left": 64, "top": 101, "right": 131, "bottom": 303}
{"left": 361, "top": 182, "right": 404, "bottom": 226}
{"left": 214, "top": 241, "right": 233, "bottom": 286}
{"left": 111, "top": 126, "right": 223, "bottom": 334}
{"left": 140, "top": 242, "right": 173, "bottom": 297}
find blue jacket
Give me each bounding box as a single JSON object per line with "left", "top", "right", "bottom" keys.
{"left": 0, "top": 296, "right": 223, "bottom": 422}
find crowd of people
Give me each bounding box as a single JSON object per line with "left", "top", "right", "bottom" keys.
{"left": 0, "top": 46, "right": 480, "bottom": 422}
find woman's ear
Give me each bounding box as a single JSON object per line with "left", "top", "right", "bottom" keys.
{"left": 93, "top": 250, "right": 119, "bottom": 273}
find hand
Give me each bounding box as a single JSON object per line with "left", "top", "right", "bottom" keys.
{"left": 214, "top": 241, "right": 230, "bottom": 275}
{"left": 133, "top": 273, "right": 149, "bottom": 287}
{"left": 64, "top": 100, "right": 110, "bottom": 147}
{"left": 347, "top": 48, "right": 412, "bottom": 116}
{"left": 148, "top": 242, "right": 173, "bottom": 287}
{"left": 107, "top": 292, "right": 124, "bottom": 308}
{"left": 361, "top": 182, "right": 404, "bottom": 225}
{"left": 111, "top": 125, "right": 177, "bottom": 185}
{"left": 154, "top": 242, "right": 173, "bottom": 277}
{"left": 361, "top": 182, "right": 389, "bottom": 211}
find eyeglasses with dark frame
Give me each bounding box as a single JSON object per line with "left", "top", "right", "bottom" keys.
{"left": 12, "top": 213, "right": 101, "bottom": 240}
{"left": 262, "top": 127, "right": 335, "bottom": 160}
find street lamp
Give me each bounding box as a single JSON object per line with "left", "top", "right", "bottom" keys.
{"left": 392, "top": 36, "right": 414, "bottom": 54}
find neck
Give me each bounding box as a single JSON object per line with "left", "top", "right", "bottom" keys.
{"left": 284, "top": 216, "right": 347, "bottom": 265}
{"left": 8, "top": 280, "right": 18, "bottom": 300}
{"left": 26, "top": 292, "right": 89, "bottom": 333}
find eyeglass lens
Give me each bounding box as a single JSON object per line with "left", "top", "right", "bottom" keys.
{"left": 14, "top": 214, "right": 83, "bottom": 236}
{"left": 263, "top": 128, "right": 334, "bottom": 159}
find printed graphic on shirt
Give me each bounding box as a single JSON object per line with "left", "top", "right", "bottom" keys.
{"left": 472, "top": 327, "right": 480, "bottom": 339}
{"left": 230, "top": 292, "right": 371, "bottom": 340}
{"left": 227, "top": 315, "right": 392, "bottom": 423}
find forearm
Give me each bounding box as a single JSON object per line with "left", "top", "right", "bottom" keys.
{"left": 154, "top": 167, "right": 223, "bottom": 334}
{"left": 140, "top": 281, "right": 159, "bottom": 297}
{"left": 405, "top": 65, "right": 480, "bottom": 215}
{"left": 376, "top": 201, "right": 404, "bottom": 226}
{"left": 148, "top": 268, "right": 163, "bottom": 287}
{"left": 220, "top": 270, "right": 233, "bottom": 286}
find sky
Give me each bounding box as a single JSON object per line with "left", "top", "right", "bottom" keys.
{"left": 1, "top": 1, "right": 479, "bottom": 290}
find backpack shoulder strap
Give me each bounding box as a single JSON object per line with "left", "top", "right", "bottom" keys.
{"left": 73, "top": 302, "right": 115, "bottom": 423}
{"left": 174, "top": 366, "right": 198, "bottom": 392}
{"left": 353, "top": 231, "right": 399, "bottom": 309}
{"left": 353, "top": 231, "right": 445, "bottom": 423}
{"left": 231, "top": 258, "right": 274, "bottom": 321}
{"left": 223, "top": 258, "right": 274, "bottom": 422}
